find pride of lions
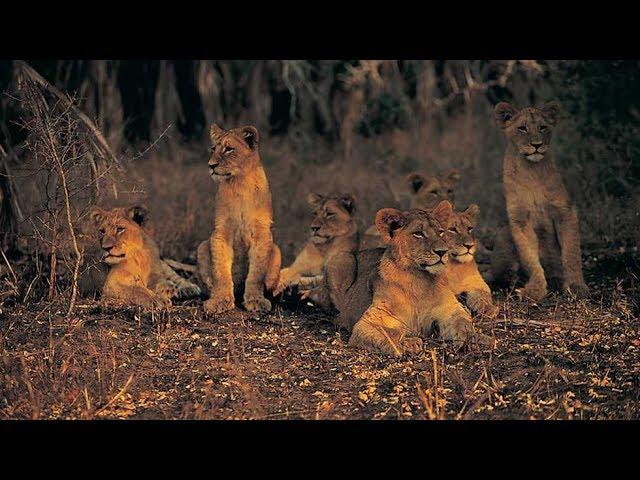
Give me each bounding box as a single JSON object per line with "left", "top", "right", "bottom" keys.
{"left": 89, "top": 102, "right": 588, "bottom": 357}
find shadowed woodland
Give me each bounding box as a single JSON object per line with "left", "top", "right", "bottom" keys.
{"left": 0, "top": 60, "right": 639, "bottom": 419}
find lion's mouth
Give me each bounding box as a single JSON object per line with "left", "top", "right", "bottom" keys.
{"left": 418, "top": 258, "right": 447, "bottom": 271}
{"left": 102, "top": 252, "right": 125, "bottom": 264}
{"left": 311, "top": 233, "right": 330, "bottom": 243}
{"left": 525, "top": 152, "right": 545, "bottom": 162}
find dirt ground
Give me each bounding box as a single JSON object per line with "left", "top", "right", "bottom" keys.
{"left": 1, "top": 248, "right": 638, "bottom": 420}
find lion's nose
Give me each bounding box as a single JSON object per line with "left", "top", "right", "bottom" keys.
{"left": 311, "top": 226, "right": 320, "bottom": 233}
{"left": 530, "top": 140, "right": 543, "bottom": 148}
{"left": 463, "top": 241, "right": 475, "bottom": 249}
{"left": 433, "top": 246, "right": 448, "bottom": 258}
{"left": 209, "top": 162, "right": 219, "bottom": 169}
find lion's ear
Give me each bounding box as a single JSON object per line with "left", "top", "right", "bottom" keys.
{"left": 338, "top": 194, "right": 356, "bottom": 214}
{"left": 494, "top": 102, "right": 518, "bottom": 128}
{"left": 89, "top": 206, "right": 106, "bottom": 227}
{"left": 126, "top": 204, "right": 148, "bottom": 226}
{"left": 210, "top": 123, "right": 225, "bottom": 141}
{"left": 307, "top": 192, "right": 325, "bottom": 208}
{"left": 407, "top": 173, "right": 427, "bottom": 194}
{"left": 463, "top": 204, "right": 479, "bottom": 223}
{"left": 375, "top": 208, "right": 407, "bottom": 243}
{"left": 446, "top": 169, "right": 461, "bottom": 184}
{"left": 232, "top": 125, "right": 260, "bottom": 150}
{"left": 431, "top": 200, "right": 453, "bottom": 228}
{"left": 541, "top": 102, "right": 561, "bottom": 125}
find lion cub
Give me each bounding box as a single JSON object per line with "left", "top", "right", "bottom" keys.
{"left": 274, "top": 192, "right": 358, "bottom": 296}
{"left": 360, "top": 170, "right": 461, "bottom": 250}
{"left": 491, "top": 102, "right": 588, "bottom": 301}
{"left": 197, "top": 124, "right": 281, "bottom": 315}
{"left": 445, "top": 205, "right": 498, "bottom": 317}
{"left": 90, "top": 205, "right": 201, "bottom": 309}
{"left": 317, "top": 201, "right": 492, "bottom": 356}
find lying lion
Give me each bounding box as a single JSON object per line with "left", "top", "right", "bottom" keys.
{"left": 274, "top": 192, "right": 358, "bottom": 297}
{"left": 89, "top": 204, "right": 201, "bottom": 309}
{"left": 445, "top": 204, "right": 498, "bottom": 317}
{"left": 310, "top": 200, "right": 493, "bottom": 356}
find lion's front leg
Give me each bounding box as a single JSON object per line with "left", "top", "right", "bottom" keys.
{"left": 554, "top": 207, "right": 589, "bottom": 297}
{"left": 203, "top": 233, "right": 235, "bottom": 315}
{"left": 349, "top": 305, "right": 422, "bottom": 357}
{"left": 243, "top": 232, "right": 273, "bottom": 314}
{"left": 510, "top": 220, "right": 547, "bottom": 301}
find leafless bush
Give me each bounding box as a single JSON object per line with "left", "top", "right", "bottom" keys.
{"left": 13, "top": 61, "right": 121, "bottom": 314}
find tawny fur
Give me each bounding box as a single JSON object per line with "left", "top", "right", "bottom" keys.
{"left": 445, "top": 205, "right": 498, "bottom": 317}
{"left": 197, "top": 124, "right": 281, "bottom": 315}
{"left": 89, "top": 205, "right": 201, "bottom": 310}
{"left": 360, "top": 170, "right": 461, "bottom": 250}
{"left": 490, "top": 102, "right": 588, "bottom": 301}
{"left": 315, "top": 201, "right": 494, "bottom": 357}
{"left": 274, "top": 192, "right": 358, "bottom": 297}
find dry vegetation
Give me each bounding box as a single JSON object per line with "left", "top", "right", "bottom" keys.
{"left": 1, "top": 60, "right": 639, "bottom": 419}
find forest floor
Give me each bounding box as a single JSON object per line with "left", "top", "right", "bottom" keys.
{"left": 1, "top": 248, "right": 639, "bottom": 420}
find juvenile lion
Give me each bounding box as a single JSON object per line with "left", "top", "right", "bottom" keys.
{"left": 274, "top": 192, "right": 358, "bottom": 297}
{"left": 314, "top": 201, "right": 493, "bottom": 356}
{"left": 493, "top": 102, "right": 588, "bottom": 301}
{"left": 360, "top": 170, "right": 461, "bottom": 250}
{"left": 491, "top": 102, "right": 588, "bottom": 301}
{"left": 445, "top": 205, "right": 498, "bottom": 317}
{"left": 90, "top": 205, "right": 201, "bottom": 309}
{"left": 197, "top": 124, "right": 281, "bottom": 315}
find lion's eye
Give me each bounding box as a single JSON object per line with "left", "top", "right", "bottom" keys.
{"left": 438, "top": 229, "right": 445, "bottom": 237}
{"left": 539, "top": 125, "right": 548, "bottom": 133}
{"left": 412, "top": 232, "right": 424, "bottom": 238}
{"left": 518, "top": 125, "right": 528, "bottom": 133}
{"left": 429, "top": 190, "right": 438, "bottom": 195}
{"left": 448, "top": 227, "right": 457, "bottom": 233}
{"left": 116, "top": 227, "right": 126, "bottom": 235}
{"left": 326, "top": 213, "right": 335, "bottom": 218}
{"left": 99, "top": 228, "right": 105, "bottom": 235}
{"left": 468, "top": 227, "right": 474, "bottom": 233}
{"left": 223, "top": 146, "right": 235, "bottom": 155}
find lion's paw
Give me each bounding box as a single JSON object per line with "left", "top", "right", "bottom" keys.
{"left": 204, "top": 295, "right": 235, "bottom": 315}
{"left": 243, "top": 295, "right": 272, "bottom": 314}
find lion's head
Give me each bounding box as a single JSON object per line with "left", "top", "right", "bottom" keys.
{"left": 445, "top": 204, "right": 479, "bottom": 264}
{"left": 494, "top": 102, "right": 560, "bottom": 163}
{"left": 307, "top": 193, "right": 357, "bottom": 245}
{"left": 406, "top": 170, "right": 461, "bottom": 210}
{"left": 375, "top": 200, "right": 453, "bottom": 275}
{"left": 89, "top": 204, "right": 149, "bottom": 265}
{"left": 208, "top": 124, "right": 260, "bottom": 179}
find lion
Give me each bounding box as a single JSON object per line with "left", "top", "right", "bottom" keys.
{"left": 274, "top": 192, "right": 358, "bottom": 297}
{"left": 309, "top": 200, "right": 493, "bottom": 357}
{"left": 445, "top": 204, "right": 499, "bottom": 317}
{"left": 89, "top": 204, "right": 201, "bottom": 309}
{"left": 360, "top": 169, "right": 461, "bottom": 250}
{"left": 197, "top": 124, "right": 281, "bottom": 315}
{"left": 491, "top": 101, "right": 588, "bottom": 301}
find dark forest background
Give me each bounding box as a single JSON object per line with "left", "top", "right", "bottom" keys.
{"left": 0, "top": 60, "right": 639, "bottom": 298}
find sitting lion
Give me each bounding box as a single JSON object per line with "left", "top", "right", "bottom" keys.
{"left": 89, "top": 204, "right": 201, "bottom": 309}
{"left": 360, "top": 169, "right": 461, "bottom": 250}
{"left": 445, "top": 204, "right": 498, "bottom": 317}
{"left": 490, "top": 102, "right": 588, "bottom": 301}
{"left": 197, "top": 124, "right": 281, "bottom": 315}
{"left": 274, "top": 192, "right": 358, "bottom": 297}
{"left": 311, "top": 201, "right": 493, "bottom": 356}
